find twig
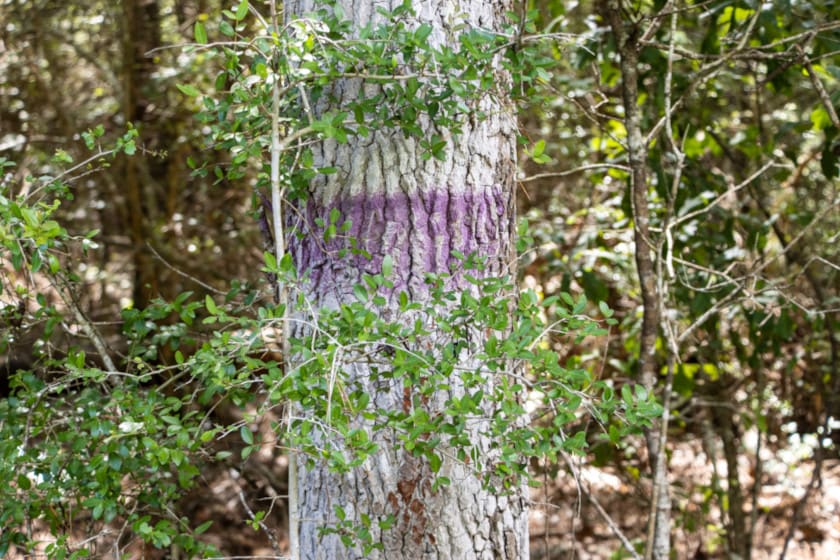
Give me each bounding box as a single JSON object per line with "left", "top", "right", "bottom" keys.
{"left": 638, "top": 0, "right": 676, "bottom": 45}
{"left": 236, "top": 482, "right": 283, "bottom": 556}
{"left": 672, "top": 160, "right": 778, "bottom": 227}
{"left": 645, "top": 8, "right": 682, "bottom": 556}
{"left": 24, "top": 148, "right": 118, "bottom": 198}
{"left": 518, "top": 163, "right": 630, "bottom": 182}
{"left": 146, "top": 242, "right": 227, "bottom": 295}
{"left": 54, "top": 275, "right": 118, "bottom": 374}
{"left": 146, "top": 40, "right": 257, "bottom": 55}
{"left": 248, "top": 3, "right": 270, "bottom": 30}
{"left": 560, "top": 451, "right": 642, "bottom": 560}
{"left": 645, "top": 8, "right": 762, "bottom": 146}
{"left": 675, "top": 280, "right": 744, "bottom": 344}
{"left": 760, "top": 21, "right": 840, "bottom": 50}
{"left": 797, "top": 44, "right": 840, "bottom": 129}
{"left": 269, "top": 1, "right": 300, "bottom": 558}
{"left": 600, "top": 4, "right": 668, "bottom": 555}
{"left": 779, "top": 443, "right": 823, "bottom": 559}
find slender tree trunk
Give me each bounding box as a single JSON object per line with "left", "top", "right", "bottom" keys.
{"left": 122, "top": 0, "right": 188, "bottom": 311}
{"left": 711, "top": 383, "right": 748, "bottom": 558}
{"left": 121, "top": 0, "right": 162, "bottom": 309}
{"left": 601, "top": 2, "right": 669, "bottom": 558}
{"left": 286, "top": 0, "right": 528, "bottom": 558}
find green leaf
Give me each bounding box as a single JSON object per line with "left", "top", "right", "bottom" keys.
{"left": 205, "top": 295, "right": 218, "bottom": 315}
{"left": 240, "top": 425, "right": 254, "bottom": 445}
{"left": 194, "top": 21, "right": 208, "bottom": 44}
{"left": 195, "top": 520, "right": 213, "bottom": 535}
{"left": 353, "top": 284, "right": 368, "bottom": 301}
{"left": 263, "top": 251, "right": 277, "bottom": 270}
{"left": 329, "top": 207, "right": 341, "bottom": 225}
{"left": 378, "top": 514, "right": 396, "bottom": 530}
{"left": 811, "top": 106, "right": 831, "bottom": 130}
{"left": 52, "top": 149, "right": 73, "bottom": 163}
{"left": 432, "top": 476, "right": 450, "bottom": 491}
{"left": 220, "top": 20, "right": 235, "bottom": 36}
{"left": 429, "top": 452, "right": 442, "bottom": 473}
{"left": 20, "top": 207, "right": 37, "bottom": 227}
{"left": 82, "top": 130, "right": 96, "bottom": 149}
{"left": 235, "top": 0, "right": 249, "bottom": 21}
{"left": 382, "top": 254, "right": 393, "bottom": 277}
{"left": 415, "top": 23, "right": 433, "bottom": 43}
{"left": 48, "top": 254, "right": 60, "bottom": 274}
{"left": 214, "top": 72, "right": 227, "bottom": 91}
{"left": 621, "top": 384, "right": 633, "bottom": 406}
{"left": 17, "top": 474, "right": 31, "bottom": 490}
{"left": 176, "top": 84, "right": 200, "bottom": 97}
{"left": 30, "top": 251, "right": 42, "bottom": 272}
{"left": 279, "top": 253, "right": 295, "bottom": 274}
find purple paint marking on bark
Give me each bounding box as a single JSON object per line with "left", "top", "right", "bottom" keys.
{"left": 430, "top": 191, "right": 450, "bottom": 271}
{"left": 290, "top": 187, "right": 510, "bottom": 298}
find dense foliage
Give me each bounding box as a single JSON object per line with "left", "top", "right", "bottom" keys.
{"left": 1, "top": 0, "right": 838, "bottom": 558}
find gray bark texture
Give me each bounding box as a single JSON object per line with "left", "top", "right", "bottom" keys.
{"left": 286, "top": 0, "right": 529, "bottom": 558}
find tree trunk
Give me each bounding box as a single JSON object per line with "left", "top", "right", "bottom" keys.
{"left": 122, "top": 0, "right": 190, "bottom": 311}
{"left": 601, "top": 2, "right": 669, "bottom": 558}
{"left": 121, "top": 0, "right": 162, "bottom": 310}
{"left": 286, "top": 0, "right": 528, "bottom": 558}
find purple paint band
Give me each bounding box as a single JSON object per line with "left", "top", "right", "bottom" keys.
{"left": 290, "top": 187, "right": 512, "bottom": 296}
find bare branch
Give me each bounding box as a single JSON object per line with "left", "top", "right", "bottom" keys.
{"left": 518, "top": 163, "right": 630, "bottom": 182}
{"left": 673, "top": 161, "right": 778, "bottom": 228}
{"left": 236, "top": 478, "right": 283, "bottom": 556}
{"left": 560, "top": 451, "right": 642, "bottom": 560}
{"left": 797, "top": 44, "right": 840, "bottom": 129}
{"left": 639, "top": 0, "right": 676, "bottom": 45}
{"left": 146, "top": 243, "right": 227, "bottom": 295}
{"left": 53, "top": 276, "right": 118, "bottom": 375}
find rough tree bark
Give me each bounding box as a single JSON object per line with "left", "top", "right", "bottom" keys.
{"left": 285, "top": 0, "right": 528, "bottom": 558}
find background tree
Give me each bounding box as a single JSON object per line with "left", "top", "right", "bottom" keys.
{"left": 520, "top": 0, "right": 839, "bottom": 557}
